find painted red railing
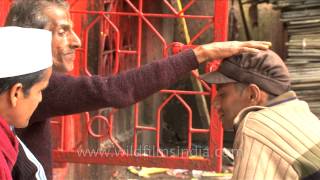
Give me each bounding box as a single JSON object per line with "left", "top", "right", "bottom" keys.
{"left": 0, "top": 0, "right": 228, "bottom": 173}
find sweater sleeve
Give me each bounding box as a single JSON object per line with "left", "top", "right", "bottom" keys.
{"left": 30, "top": 49, "right": 199, "bottom": 121}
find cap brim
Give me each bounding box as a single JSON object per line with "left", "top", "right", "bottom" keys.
{"left": 200, "top": 71, "right": 237, "bottom": 84}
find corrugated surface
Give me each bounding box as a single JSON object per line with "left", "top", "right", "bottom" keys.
{"left": 273, "top": 0, "right": 320, "bottom": 117}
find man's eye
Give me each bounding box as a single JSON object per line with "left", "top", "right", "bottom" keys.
{"left": 58, "top": 30, "right": 65, "bottom": 36}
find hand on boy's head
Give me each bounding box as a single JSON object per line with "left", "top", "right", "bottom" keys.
{"left": 237, "top": 41, "right": 272, "bottom": 53}
{"left": 194, "top": 41, "right": 272, "bottom": 63}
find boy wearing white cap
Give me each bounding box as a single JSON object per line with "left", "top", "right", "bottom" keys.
{"left": 0, "top": 27, "right": 52, "bottom": 180}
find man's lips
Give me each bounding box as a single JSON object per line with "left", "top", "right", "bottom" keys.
{"left": 64, "top": 52, "right": 75, "bottom": 60}
{"left": 64, "top": 52, "right": 75, "bottom": 56}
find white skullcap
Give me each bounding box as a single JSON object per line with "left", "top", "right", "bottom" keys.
{"left": 0, "top": 26, "right": 52, "bottom": 78}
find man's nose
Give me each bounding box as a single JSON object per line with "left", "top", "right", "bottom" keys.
{"left": 69, "top": 30, "right": 81, "bottom": 49}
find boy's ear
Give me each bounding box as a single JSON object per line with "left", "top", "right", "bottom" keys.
{"left": 9, "top": 83, "right": 24, "bottom": 107}
{"left": 246, "top": 84, "right": 261, "bottom": 105}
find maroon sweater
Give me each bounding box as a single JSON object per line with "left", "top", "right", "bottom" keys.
{"left": 14, "top": 49, "right": 198, "bottom": 179}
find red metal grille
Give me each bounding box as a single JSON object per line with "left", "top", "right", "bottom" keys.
{"left": 0, "top": 0, "right": 228, "bottom": 172}
{"left": 0, "top": 0, "right": 12, "bottom": 26}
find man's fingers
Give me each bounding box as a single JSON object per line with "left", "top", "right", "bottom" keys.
{"left": 246, "top": 41, "right": 272, "bottom": 46}
{"left": 242, "top": 41, "right": 272, "bottom": 50}
{"left": 250, "top": 41, "right": 271, "bottom": 46}
{"left": 239, "top": 47, "right": 260, "bottom": 54}
{"left": 194, "top": 41, "right": 272, "bottom": 64}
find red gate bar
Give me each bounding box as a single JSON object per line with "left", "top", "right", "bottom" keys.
{"left": 0, "top": 0, "right": 228, "bottom": 173}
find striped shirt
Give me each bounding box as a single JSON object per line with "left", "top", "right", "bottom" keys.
{"left": 16, "top": 137, "right": 47, "bottom": 180}
{"left": 232, "top": 91, "right": 320, "bottom": 180}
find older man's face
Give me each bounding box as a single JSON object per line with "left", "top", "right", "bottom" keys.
{"left": 45, "top": 6, "right": 81, "bottom": 73}
{"left": 214, "top": 83, "right": 251, "bottom": 130}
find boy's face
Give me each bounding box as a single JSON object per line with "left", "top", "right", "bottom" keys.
{"left": 45, "top": 6, "right": 81, "bottom": 73}
{"left": 214, "top": 83, "right": 251, "bottom": 130}
{"left": 11, "top": 68, "right": 52, "bottom": 128}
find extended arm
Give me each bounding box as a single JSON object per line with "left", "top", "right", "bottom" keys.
{"left": 32, "top": 49, "right": 198, "bottom": 119}
{"left": 30, "top": 41, "right": 271, "bottom": 122}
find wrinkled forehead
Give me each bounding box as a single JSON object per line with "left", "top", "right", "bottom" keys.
{"left": 44, "top": 6, "right": 73, "bottom": 29}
